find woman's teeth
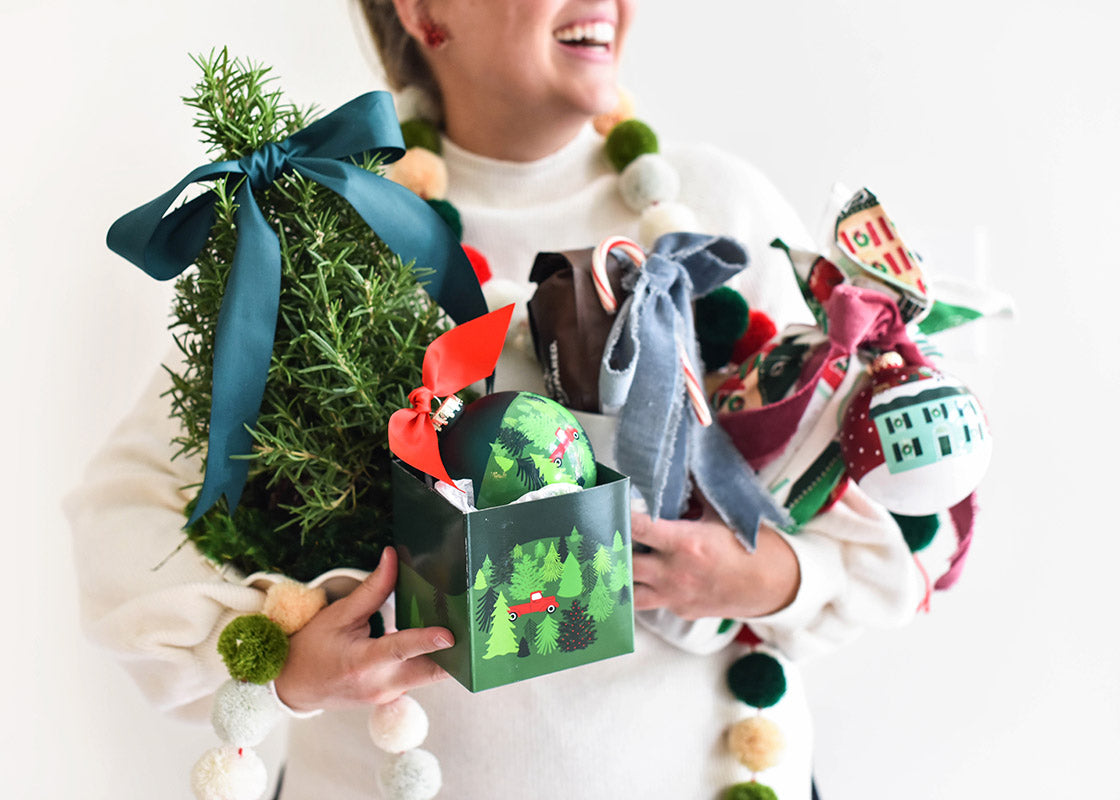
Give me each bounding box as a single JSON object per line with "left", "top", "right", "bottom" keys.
{"left": 553, "top": 22, "right": 616, "bottom": 49}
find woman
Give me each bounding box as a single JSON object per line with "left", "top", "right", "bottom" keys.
{"left": 67, "top": 1, "right": 924, "bottom": 797}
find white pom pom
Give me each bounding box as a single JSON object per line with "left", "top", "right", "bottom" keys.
{"left": 618, "top": 154, "right": 680, "bottom": 212}
{"left": 368, "top": 695, "right": 430, "bottom": 753}
{"left": 191, "top": 746, "right": 267, "bottom": 800}
{"left": 379, "top": 748, "right": 442, "bottom": 800}
{"left": 637, "top": 202, "right": 701, "bottom": 249}
{"left": 211, "top": 680, "right": 282, "bottom": 747}
{"left": 481, "top": 278, "right": 534, "bottom": 355}
{"left": 395, "top": 86, "right": 441, "bottom": 124}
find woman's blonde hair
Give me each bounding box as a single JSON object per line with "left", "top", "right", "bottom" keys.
{"left": 357, "top": 0, "right": 443, "bottom": 118}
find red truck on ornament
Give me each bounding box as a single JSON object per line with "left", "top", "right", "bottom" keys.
{"left": 508, "top": 591, "right": 559, "bottom": 620}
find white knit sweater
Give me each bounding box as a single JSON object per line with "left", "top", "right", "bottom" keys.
{"left": 65, "top": 125, "right": 925, "bottom": 800}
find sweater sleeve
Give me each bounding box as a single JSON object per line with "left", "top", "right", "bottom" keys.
{"left": 63, "top": 366, "right": 266, "bottom": 722}
{"left": 745, "top": 484, "right": 922, "bottom": 662}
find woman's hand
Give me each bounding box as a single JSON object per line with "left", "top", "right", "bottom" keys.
{"left": 273, "top": 547, "right": 454, "bottom": 711}
{"left": 631, "top": 499, "right": 800, "bottom": 620}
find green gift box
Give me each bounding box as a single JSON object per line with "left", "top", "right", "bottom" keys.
{"left": 392, "top": 460, "right": 634, "bottom": 692}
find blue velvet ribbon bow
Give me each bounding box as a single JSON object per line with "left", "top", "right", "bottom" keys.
{"left": 107, "top": 91, "right": 486, "bottom": 525}
{"left": 599, "top": 233, "right": 791, "bottom": 549}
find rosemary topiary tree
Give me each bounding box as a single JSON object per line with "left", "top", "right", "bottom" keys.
{"left": 167, "top": 50, "right": 449, "bottom": 580}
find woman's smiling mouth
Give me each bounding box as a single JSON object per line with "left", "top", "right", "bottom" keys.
{"left": 553, "top": 21, "right": 617, "bottom": 52}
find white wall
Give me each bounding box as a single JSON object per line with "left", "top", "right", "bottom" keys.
{"left": 3, "top": 1, "right": 1115, "bottom": 797}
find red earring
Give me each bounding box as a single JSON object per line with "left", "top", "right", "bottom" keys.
{"left": 421, "top": 19, "right": 449, "bottom": 48}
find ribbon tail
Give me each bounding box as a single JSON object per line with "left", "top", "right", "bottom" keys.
{"left": 388, "top": 409, "right": 456, "bottom": 487}
{"left": 422, "top": 304, "right": 515, "bottom": 395}
{"left": 690, "top": 422, "right": 791, "bottom": 551}
{"left": 292, "top": 159, "right": 487, "bottom": 326}
{"left": 186, "top": 185, "right": 281, "bottom": 525}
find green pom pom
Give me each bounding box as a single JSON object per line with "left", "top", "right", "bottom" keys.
{"left": 400, "top": 118, "right": 441, "bottom": 154}
{"left": 893, "top": 512, "right": 940, "bottom": 552}
{"left": 724, "top": 781, "right": 779, "bottom": 800}
{"left": 217, "top": 614, "right": 289, "bottom": 684}
{"left": 605, "top": 119, "right": 658, "bottom": 172}
{"left": 727, "top": 651, "right": 786, "bottom": 708}
{"left": 427, "top": 198, "right": 463, "bottom": 240}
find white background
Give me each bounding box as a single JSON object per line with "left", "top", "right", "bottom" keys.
{"left": 2, "top": 1, "right": 1117, "bottom": 797}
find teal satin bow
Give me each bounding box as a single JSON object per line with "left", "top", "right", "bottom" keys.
{"left": 107, "top": 91, "right": 486, "bottom": 526}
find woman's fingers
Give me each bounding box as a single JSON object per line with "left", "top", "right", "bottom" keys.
{"left": 632, "top": 582, "right": 662, "bottom": 611}
{"left": 358, "top": 626, "right": 455, "bottom": 703}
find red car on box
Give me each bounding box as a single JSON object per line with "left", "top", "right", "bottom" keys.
{"left": 508, "top": 590, "right": 558, "bottom": 620}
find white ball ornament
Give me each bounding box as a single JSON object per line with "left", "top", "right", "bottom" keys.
{"left": 840, "top": 361, "right": 992, "bottom": 515}
{"left": 637, "top": 201, "right": 700, "bottom": 249}
{"left": 211, "top": 679, "right": 282, "bottom": 747}
{"left": 191, "top": 746, "right": 268, "bottom": 800}
{"left": 368, "top": 694, "right": 430, "bottom": 753}
{"left": 618, "top": 153, "right": 680, "bottom": 212}
{"left": 379, "top": 748, "right": 443, "bottom": 800}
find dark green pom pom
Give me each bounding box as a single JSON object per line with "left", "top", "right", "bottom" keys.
{"left": 605, "top": 119, "right": 659, "bottom": 172}
{"left": 218, "top": 614, "right": 289, "bottom": 684}
{"left": 368, "top": 610, "right": 386, "bottom": 639}
{"left": 427, "top": 198, "right": 463, "bottom": 240}
{"left": 697, "top": 286, "right": 750, "bottom": 370}
{"left": 697, "top": 286, "right": 750, "bottom": 344}
{"left": 724, "top": 781, "right": 779, "bottom": 800}
{"left": 727, "top": 651, "right": 786, "bottom": 708}
{"left": 400, "top": 118, "right": 442, "bottom": 154}
{"left": 893, "top": 512, "right": 940, "bottom": 552}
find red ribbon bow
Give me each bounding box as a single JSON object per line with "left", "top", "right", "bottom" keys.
{"left": 388, "top": 304, "right": 515, "bottom": 486}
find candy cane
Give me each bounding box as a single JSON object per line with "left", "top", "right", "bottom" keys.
{"left": 591, "top": 235, "right": 646, "bottom": 313}
{"left": 593, "top": 235, "right": 712, "bottom": 427}
{"left": 677, "top": 337, "right": 713, "bottom": 427}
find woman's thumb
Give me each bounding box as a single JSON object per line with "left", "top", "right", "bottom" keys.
{"left": 337, "top": 546, "right": 397, "bottom": 623}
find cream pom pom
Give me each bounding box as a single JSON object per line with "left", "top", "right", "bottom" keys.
{"left": 379, "top": 748, "right": 442, "bottom": 800}
{"left": 262, "top": 581, "right": 327, "bottom": 635}
{"left": 386, "top": 148, "right": 448, "bottom": 200}
{"left": 637, "top": 201, "right": 701, "bottom": 248}
{"left": 592, "top": 86, "right": 636, "bottom": 136}
{"left": 191, "top": 746, "right": 268, "bottom": 800}
{"left": 211, "top": 680, "right": 282, "bottom": 747}
{"left": 368, "top": 695, "right": 430, "bottom": 753}
{"left": 727, "top": 716, "right": 786, "bottom": 773}
{"left": 618, "top": 153, "right": 681, "bottom": 212}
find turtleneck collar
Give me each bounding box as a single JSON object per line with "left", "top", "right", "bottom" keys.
{"left": 441, "top": 123, "right": 613, "bottom": 210}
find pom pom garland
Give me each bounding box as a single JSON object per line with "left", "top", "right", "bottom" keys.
{"left": 618, "top": 153, "right": 680, "bottom": 212}
{"left": 727, "top": 651, "right": 787, "bottom": 709}
{"left": 724, "top": 781, "right": 779, "bottom": 800}
{"left": 368, "top": 695, "right": 430, "bottom": 754}
{"left": 217, "top": 614, "right": 289, "bottom": 685}
{"left": 262, "top": 581, "right": 327, "bottom": 635}
{"left": 190, "top": 746, "right": 268, "bottom": 800}
{"left": 728, "top": 716, "right": 786, "bottom": 772}
{"left": 379, "top": 748, "right": 443, "bottom": 800}
{"left": 604, "top": 118, "right": 659, "bottom": 171}
{"left": 211, "top": 679, "right": 283, "bottom": 747}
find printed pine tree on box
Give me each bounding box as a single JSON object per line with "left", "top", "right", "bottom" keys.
{"left": 392, "top": 460, "right": 634, "bottom": 692}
